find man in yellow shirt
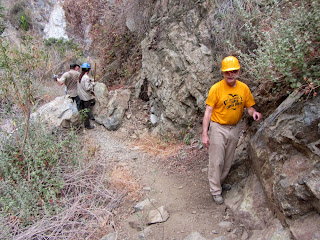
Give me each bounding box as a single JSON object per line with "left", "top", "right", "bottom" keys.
{"left": 202, "top": 56, "right": 262, "bottom": 204}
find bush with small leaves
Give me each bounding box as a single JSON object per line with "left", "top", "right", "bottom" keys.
{"left": 0, "top": 121, "right": 82, "bottom": 226}
{"left": 233, "top": 0, "right": 319, "bottom": 96}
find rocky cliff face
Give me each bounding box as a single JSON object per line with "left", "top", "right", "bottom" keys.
{"left": 1, "top": 0, "right": 66, "bottom": 41}
{"left": 3, "top": 0, "right": 70, "bottom": 39}
{"left": 249, "top": 93, "right": 320, "bottom": 239}
{"left": 136, "top": 0, "right": 218, "bottom": 134}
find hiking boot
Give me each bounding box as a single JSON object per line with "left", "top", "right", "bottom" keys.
{"left": 212, "top": 195, "right": 224, "bottom": 205}
{"left": 222, "top": 184, "right": 232, "bottom": 191}
{"left": 85, "top": 125, "right": 95, "bottom": 129}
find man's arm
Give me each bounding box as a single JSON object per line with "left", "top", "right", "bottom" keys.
{"left": 202, "top": 105, "right": 213, "bottom": 149}
{"left": 56, "top": 72, "right": 68, "bottom": 86}
{"left": 56, "top": 78, "right": 64, "bottom": 85}
{"left": 247, "top": 106, "right": 262, "bottom": 121}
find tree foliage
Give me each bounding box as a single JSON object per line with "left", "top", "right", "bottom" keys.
{"left": 239, "top": 0, "right": 320, "bottom": 92}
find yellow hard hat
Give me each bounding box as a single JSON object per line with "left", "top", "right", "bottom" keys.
{"left": 221, "top": 56, "right": 240, "bottom": 72}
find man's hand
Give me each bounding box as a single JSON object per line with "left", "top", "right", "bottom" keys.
{"left": 252, "top": 111, "right": 262, "bottom": 121}
{"left": 247, "top": 106, "right": 262, "bottom": 121}
{"left": 202, "top": 134, "right": 210, "bottom": 149}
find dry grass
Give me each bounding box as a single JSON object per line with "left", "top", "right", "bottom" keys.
{"left": 129, "top": 135, "right": 184, "bottom": 158}
{"left": 83, "top": 137, "right": 100, "bottom": 160}
{"left": 109, "top": 164, "right": 142, "bottom": 202}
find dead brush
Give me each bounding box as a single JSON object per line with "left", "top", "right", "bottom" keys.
{"left": 130, "top": 136, "right": 184, "bottom": 158}
{"left": 109, "top": 164, "right": 142, "bottom": 202}
{"left": 83, "top": 137, "right": 100, "bottom": 160}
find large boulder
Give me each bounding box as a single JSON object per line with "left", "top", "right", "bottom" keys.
{"left": 31, "top": 96, "right": 80, "bottom": 128}
{"left": 92, "top": 82, "right": 109, "bottom": 123}
{"left": 249, "top": 92, "right": 320, "bottom": 238}
{"left": 225, "top": 174, "right": 274, "bottom": 231}
{"left": 102, "top": 88, "right": 131, "bottom": 131}
{"left": 248, "top": 218, "right": 291, "bottom": 240}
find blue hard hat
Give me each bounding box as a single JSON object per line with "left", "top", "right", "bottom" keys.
{"left": 81, "top": 63, "right": 91, "bottom": 69}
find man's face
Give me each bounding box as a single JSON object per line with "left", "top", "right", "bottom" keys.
{"left": 75, "top": 66, "right": 80, "bottom": 72}
{"left": 223, "top": 70, "right": 239, "bottom": 87}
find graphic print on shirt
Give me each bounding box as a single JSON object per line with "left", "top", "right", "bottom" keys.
{"left": 223, "top": 94, "right": 243, "bottom": 110}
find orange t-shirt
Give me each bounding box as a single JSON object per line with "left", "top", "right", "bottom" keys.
{"left": 205, "top": 80, "right": 255, "bottom": 125}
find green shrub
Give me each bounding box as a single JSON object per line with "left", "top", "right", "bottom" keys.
{"left": 0, "top": 121, "right": 81, "bottom": 226}
{"left": 43, "top": 37, "right": 83, "bottom": 61}
{"left": 44, "top": 37, "right": 79, "bottom": 50}
{"left": 9, "top": 1, "right": 32, "bottom": 31}
{"left": 0, "top": 34, "right": 84, "bottom": 226}
{"left": 79, "top": 108, "right": 90, "bottom": 123}
{"left": 235, "top": 0, "right": 320, "bottom": 93}
{"left": 0, "top": 24, "right": 116, "bottom": 239}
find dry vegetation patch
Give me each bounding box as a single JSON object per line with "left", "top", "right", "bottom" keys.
{"left": 129, "top": 136, "right": 185, "bottom": 158}
{"left": 109, "top": 164, "right": 142, "bottom": 201}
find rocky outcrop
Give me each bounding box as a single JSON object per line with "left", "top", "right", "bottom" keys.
{"left": 101, "top": 88, "right": 131, "bottom": 131}
{"left": 249, "top": 92, "right": 320, "bottom": 239}
{"left": 248, "top": 218, "right": 292, "bottom": 240}
{"left": 225, "top": 174, "right": 274, "bottom": 231}
{"left": 43, "top": 1, "right": 68, "bottom": 39}
{"left": 225, "top": 174, "right": 292, "bottom": 239}
{"left": 31, "top": 83, "right": 131, "bottom": 131}
{"left": 136, "top": 0, "right": 216, "bottom": 134}
{"left": 2, "top": 0, "right": 70, "bottom": 40}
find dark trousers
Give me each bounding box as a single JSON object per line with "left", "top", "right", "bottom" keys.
{"left": 71, "top": 96, "right": 81, "bottom": 111}
{"left": 79, "top": 99, "right": 95, "bottom": 128}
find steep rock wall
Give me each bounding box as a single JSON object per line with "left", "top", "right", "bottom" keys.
{"left": 249, "top": 93, "right": 320, "bottom": 239}
{"left": 136, "top": 0, "right": 217, "bottom": 134}
{"left": 43, "top": 1, "right": 68, "bottom": 39}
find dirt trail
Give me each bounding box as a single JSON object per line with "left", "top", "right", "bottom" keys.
{"left": 86, "top": 124, "right": 239, "bottom": 240}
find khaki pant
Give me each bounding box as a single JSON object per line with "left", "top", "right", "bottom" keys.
{"left": 208, "top": 121, "right": 241, "bottom": 196}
